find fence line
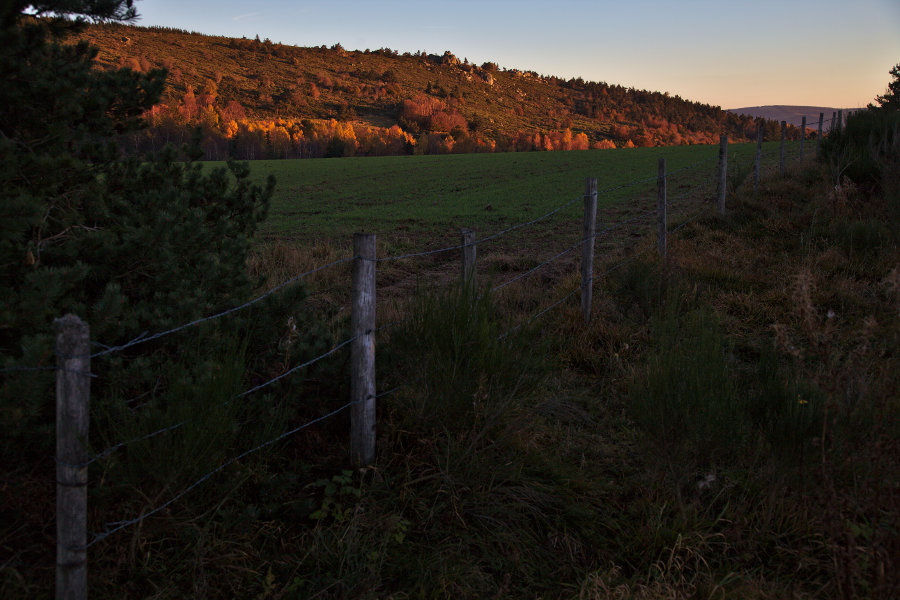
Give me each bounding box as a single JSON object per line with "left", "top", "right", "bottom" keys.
{"left": 0, "top": 141, "right": 792, "bottom": 376}
{"left": 2, "top": 132, "right": 821, "bottom": 599}
{"left": 84, "top": 397, "right": 359, "bottom": 548}
{"left": 74, "top": 333, "right": 361, "bottom": 469}
{"left": 81, "top": 255, "right": 358, "bottom": 361}
{"left": 490, "top": 179, "right": 709, "bottom": 295}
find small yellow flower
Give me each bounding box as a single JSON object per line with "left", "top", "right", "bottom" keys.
{"left": 798, "top": 395, "right": 808, "bottom": 405}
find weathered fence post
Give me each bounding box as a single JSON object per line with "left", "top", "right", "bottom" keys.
{"left": 800, "top": 116, "right": 807, "bottom": 161}
{"left": 461, "top": 228, "right": 476, "bottom": 286}
{"left": 55, "top": 314, "right": 90, "bottom": 600}
{"left": 657, "top": 158, "right": 667, "bottom": 259}
{"left": 717, "top": 135, "right": 728, "bottom": 215}
{"left": 350, "top": 233, "right": 376, "bottom": 467}
{"left": 837, "top": 109, "right": 843, "bottom": 134}
{"left": 754, "top": 122, "right": 764, "bottom": 195}
{"left": 817, "top": 112, "right": 824, "bottom": 159}
{"left": 780, "top": 121, "right": 787, "bottom": 176}
{"left": 580, "top": 177, "right": 598, "bottom": 323}
{"left": 831, "top": 111, "right": 837, "bottom": 133}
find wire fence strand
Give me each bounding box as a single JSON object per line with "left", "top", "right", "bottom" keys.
{"left": 79, "top": 333, "right": 359, "bottom": 468}
{"left": 89, "top": 256, "right": 356, "bottom": 360}
{"left": 30, "top": 136, "right": 823, "bottom": 556}
{"left": 84, "top": 396, "right": 361, "bottom": 549}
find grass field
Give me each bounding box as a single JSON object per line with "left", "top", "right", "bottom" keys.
{"left": 13, "top": 141, "right": 886, "bottom": 600}
{"left": 212, "top": 142, "right": 787, "bottom": 244}
{"left": 234, "top": 141, "right": 793, "bottom": 310}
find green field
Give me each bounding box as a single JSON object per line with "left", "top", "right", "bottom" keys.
{"left": 211, "top": 142, "right": 787, "bottom": 243}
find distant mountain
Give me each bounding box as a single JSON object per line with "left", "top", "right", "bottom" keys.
{"left": 727, "top": 105, "right": 865, "bottom": 129}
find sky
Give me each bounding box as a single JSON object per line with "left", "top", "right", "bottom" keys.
{"left": 133, "top": 0, "right": 900, "bottom": 110}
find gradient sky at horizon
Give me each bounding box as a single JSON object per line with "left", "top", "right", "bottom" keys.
{"left": 133, "top": 0, "right": 900, "bottom": 110}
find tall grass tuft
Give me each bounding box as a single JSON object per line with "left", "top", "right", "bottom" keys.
{"left": 94, "top": 335, "right": 254, "bottom": 490}
{"left": 384, "top": 281, "right": 550, "bottom": 438}
{"left": 628, "top": 298, "right": 749, "bottom": 470}
{"left": 748, "top": 344, "right": 824, "bottom": 466}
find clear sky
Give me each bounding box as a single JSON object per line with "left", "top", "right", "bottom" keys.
{"left": 133, "top": 0, "right": 900, "bottom": 110}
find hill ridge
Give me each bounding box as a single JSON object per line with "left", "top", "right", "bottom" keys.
{"left": 77, "top": 22, "right": 802, "bottom": 158}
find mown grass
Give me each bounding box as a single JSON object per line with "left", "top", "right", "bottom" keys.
{"left": 3, "top": 144, "right": 895, "bottom": 599}
{"left": 208, "top": 142, "right": 783, "bottom": 241}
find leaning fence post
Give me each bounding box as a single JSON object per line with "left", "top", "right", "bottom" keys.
{"left": 800, "top": 116, "right": 807, "bottom": 161}
{"left": 780, "top": 121, "right": 787, "bottom": 176}
{"left": 717, "top": 135, "right": 728, "bottom": 215}
{"left": 461, "top": 228, "right": 476, "bottom": 286}
{"left": 350, "top": 233, "right": 376, "bottom": 467}
{"left": 754, "top": 122, "right": 764, "bottom": 195}
{"left": 657, "top": 158, "right": 667, "bottom": 259}
{"left": 817, "top": 112, "right": 824, "bottom": 159}
{"left": 580, "top": 177, "right": 598, "bottom": 323}
{"left": 55, "top": 314, "right": 90, "bottom": 600}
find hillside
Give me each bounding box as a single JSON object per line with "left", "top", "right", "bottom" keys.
{"left": 728, "top": 105, "right": 862, "bottom": 128}
{"left": 75, "top": 23, "right": 799, "bottom": 159}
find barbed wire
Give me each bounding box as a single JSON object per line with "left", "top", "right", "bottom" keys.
{"left": 49, "top": 138, "right": 828, "bottom": 556}
{"left": 491, "top": 239, "right": 587, "bottom": 292}
{"left": 75, "top": 333, "right": 359, "bottom": 468}
{"left": 597, "top": 238, "right": 658, "bottom": 277}
{"left": 498, "top": 285, "right": 581, "bottom": 340}
{"left": 83, "top": 379, "right": 406, "bottom": 549}
{"left": 371, "top": 195, "right": 583, "bottom": 263}
{"left": 669, "top": 206, "right": 715, "bottom": 235}
{"left": 4, "top": 149, "right": 728, "bottom": 373}
{"left": 83, "top": 395, "right": 362, "bottom": 549}
{"left": 0, "top": 365, "right": 98, "bottom": 378}
{"left": 664, "top": 154, "right": 719, "bottom": 178}
{"left": 495, "top": 176, "right": 722, "bottom": 340}
{"left": 0, "top": 365, "right": 55, "bottom": 375}
{"left": 367, "top": 158, "right": 720, "bottom": 266}
{"left": 0, "top": 146, "right": 730, "bottom": 377}
{"left": 27, "top": 143, "right": 800, "bottom": 462}
{"left": 87, "top": 255, "right": 356, "bottom": 360}
{"left": 491, "top": 164, "right": 717, "bottom": 295}
{"left": 597, "top": 207, "right": 659, "bottom": 233}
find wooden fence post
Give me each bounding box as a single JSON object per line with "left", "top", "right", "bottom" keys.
{"left": 580, "top": 177, "right": 598, "bottom": 324}
{"left": 780, "top": 121, "right": 787, "bottom": 177}
{"left": 461, "top": 228, "right": 476, "bottom": 286}
{"left": 817, "top": 112, "right": 824, "bottom": 159}
{"left": 837, "top": 109, "right": 843, "bottom": 133}
{"left": 800, "top": 116, "right": 807, "bottom": 161}
{"left": 55, "top": 314, "right": 90, "bottom": 600}
{"left": 831, "top": 111, "right": 837, "bottom": 133}
{"left": 754, "top": 122, "right": 764, "bottom": 195}
{"left": 350, "top": 233, "right": 376, "bottom": 467}
{"left": 717, "top": 135, "right": 728, "bottom": 215}
{"left": 657, "top": 158, "right": 667, "bottom": 259}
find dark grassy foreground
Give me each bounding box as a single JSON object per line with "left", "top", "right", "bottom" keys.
{"left": 2, "top": 152, "right": 898, "bottom": 599}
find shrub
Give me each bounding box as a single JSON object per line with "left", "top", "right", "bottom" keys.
{"left": 820, "top": 109, "right": 900, "bottom": 189}
{"left": 384, "top": 282, "right": 549, "bottom": 437}
{"left": 747, "top": 345, "right": 825, "bottom": 465}
{"left": 628, "top": 301, "right": 749, "bottom": 469}
{"left": 0, "top": 4, "right": 331, "bottom": 464}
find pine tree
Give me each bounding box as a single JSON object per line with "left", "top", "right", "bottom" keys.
{"left": 0, "top": 1, "right": 278, "bottom": 449}
{"left": 874, "top": 63, "right": 900, "bottom": 111}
